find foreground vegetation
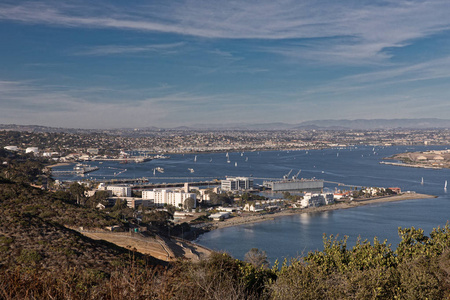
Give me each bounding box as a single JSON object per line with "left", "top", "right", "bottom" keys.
{"left": 2, "top": 149, "right": 450, "bottom": 299}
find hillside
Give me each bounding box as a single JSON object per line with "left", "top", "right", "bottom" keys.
{"left": 0, "top": 180, "right": 167, "bottom": 270}
{"left": 2, "top": 150, "right": 450, "bottom": 299}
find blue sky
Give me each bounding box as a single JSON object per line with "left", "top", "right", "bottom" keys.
{"left": 1, "top": 0, "right": 450, "bottom": 129}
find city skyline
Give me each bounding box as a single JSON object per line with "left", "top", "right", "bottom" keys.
{"left": 1, "top": 0, "right": 450, "bottom": 129}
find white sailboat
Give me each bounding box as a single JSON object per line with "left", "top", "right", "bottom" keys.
{"left": 445, "top": 180, "right": 448, "bottom": 190}
{"left": 421, "top": 177, "right": 424, "bottom": 185}
{"left": 245, "top": 157, "right": 248, "bottom": 162}
{"left": 194, "top": 155, "right": 197, "bottom": 162}
{"left": 235, "top": 162, "right": 237, "bottom": 167}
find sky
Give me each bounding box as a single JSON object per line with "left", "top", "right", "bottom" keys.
{"left": 1, "top": 0, "right": 450, "bottom": 129}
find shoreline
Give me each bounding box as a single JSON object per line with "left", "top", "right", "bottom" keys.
{"left": 46, "top": 162, "right": 72, "bottom": 168}
{"left": 194, "top": 193, "right": 437, "bottom": 236}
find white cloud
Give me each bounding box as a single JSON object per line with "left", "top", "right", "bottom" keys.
{"left": 1, "top": 1, "right": 450, "bottom": 63}
{"left": 74, "top": 42, "right": 185, "bottom": 56}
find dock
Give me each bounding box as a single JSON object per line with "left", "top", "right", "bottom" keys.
{"left": 52, "top": 165, "right": 99, "bottom": 176}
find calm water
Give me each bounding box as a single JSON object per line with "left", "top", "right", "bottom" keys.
{"left": 54, "top": 145, "right": 450, "bottom": 261}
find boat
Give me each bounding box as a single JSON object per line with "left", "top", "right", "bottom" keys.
{"left": 421, "top": 177, "right": 424, "bottom": 185}
{"left": 445, "top": 180, "right": 448, "bottom": 190}
{"left": 245, "top": 157, "right": 248, "bottom": 162}
{"left": 156, "top": 167, "right": 164, "bottom": 173}
{"left": 227, "top": 159, "right": 231, "bottom": 163}
{"left": 235, "top": 162, "right": 237, "bottom": 167}
{"left": 194, "top": 155, "right": 197, "bottom": 162}
{"left": 188, "top": 168, "right": 194, "bottom": 173}
{"left": 209, "top": 158, "right": 212, "bottom": 162}
{"left": 226, "top": 152, "right": 229, "bottom": 158}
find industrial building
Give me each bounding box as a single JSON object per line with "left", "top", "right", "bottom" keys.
{"left": 263, "top": 178, "right": 324, "bottom": 191}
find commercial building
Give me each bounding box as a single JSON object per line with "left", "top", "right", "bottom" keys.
{"left": 142, "top": 189, "right": 196, "bottom": 208}
{"left": 221, "top": 176, "right": 253, "bottom": 191}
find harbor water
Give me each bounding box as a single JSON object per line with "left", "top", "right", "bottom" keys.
{"left": 53, "top": 145, "right": 450, "bottom": 262}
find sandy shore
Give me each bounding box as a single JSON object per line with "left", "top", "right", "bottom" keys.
{"left": 46, "top": 162, "right": 72, "bottom": 168}
{"left": 209, "top": 193, "right": 437, "bottom": 231}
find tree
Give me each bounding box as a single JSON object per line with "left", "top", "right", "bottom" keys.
{"left": 69, "top": 182, "right": 87, "bottom": 205}
{"left": 184, "top": 197, "right": 196, "bottom": 211}
{"left": 244, "top": 248, "right": 269, "bottom": 269}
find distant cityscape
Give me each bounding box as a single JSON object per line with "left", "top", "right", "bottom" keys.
{"left": 1, "top": 125, "right": 449, "bottom": 156}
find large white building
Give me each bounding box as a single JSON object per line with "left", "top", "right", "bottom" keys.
{"left": 301, "top": 193, "right": 334, "bottom": 208}
{"left": 106, "top": 185, "right": 132, "bottom": 197}
{"left": 142, "top": 189, "right": 196, "bottom": 208}
{"left": 221, "top": 176, "right": 253, "bottom": 191}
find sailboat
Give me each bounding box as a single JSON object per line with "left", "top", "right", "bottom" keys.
{"left": 445, "top": 180, "right": 448, "bottom": 190}
{"left": 209, "top": 158, "right": 212, "bottom": 162}
{"left": 245, "top": 157, "right": 248, "bottom": 162}
{"left": 226, "top": 152, "right": 229, "bottom": 158}
{"left": 421, "top": 177, "right": 424, "bottom": 185}
{"left": 194, "top": 155, "right": 197, "bottom": 162}
{"left": 235, "top": 162, "right": 237, "bottom": 167}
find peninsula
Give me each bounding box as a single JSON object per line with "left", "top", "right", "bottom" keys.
{"left": 383, "top": 149, "right": 450, "bottom": 169}
{"left": 199, "top": 192, "right": 437, "bottom": 232}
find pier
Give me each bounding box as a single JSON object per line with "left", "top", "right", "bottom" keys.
{"left": 52, "top": 165, "right": 99, "bottom": 176}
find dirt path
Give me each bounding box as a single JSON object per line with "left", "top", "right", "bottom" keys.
{"left": 81, "top": 232, "right": 212, "bottom": 262}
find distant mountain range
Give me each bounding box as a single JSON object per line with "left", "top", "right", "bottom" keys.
{"left": 1, "top": 118, "right": 450, "bottom": 133}
{"left": 187, "top": 118, "right": 450, "bottom": 130}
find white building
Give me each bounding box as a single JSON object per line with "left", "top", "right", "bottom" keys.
{"left": 221, "top": 176, "right": 253, "bottom": 191}
{"left": 4, "top": 146, "right": 19, "bottom": 151}
{"left": 301, "top": 193, "right": 334, "bottom": 208}
{"left": 25, "top": 147, "right": 39, "bottom": 154}
{"left": 142, "top": 189, "right": 196, "bottom": 208}
{"left": 209, "top": 212, "right": 230, "bottom": 221}
{"left": 106, "top": 185, "right": 132, "bottom": 197}
{"left": 243, "top": 199, "right": 284, "bottom": 212}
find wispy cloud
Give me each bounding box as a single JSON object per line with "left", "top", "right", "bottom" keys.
{"left": 1, "top": 1, "right": 450, "bottom": 63}
{"left": 0, "top": 78, "right": 269, "bottom": 128}
{"left": 74, "top": 42, "right": 185, "bottom": 56}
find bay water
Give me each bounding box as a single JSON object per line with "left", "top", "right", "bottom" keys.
{"left": 54, "top": 145, "right": 450, "bottom": 262}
